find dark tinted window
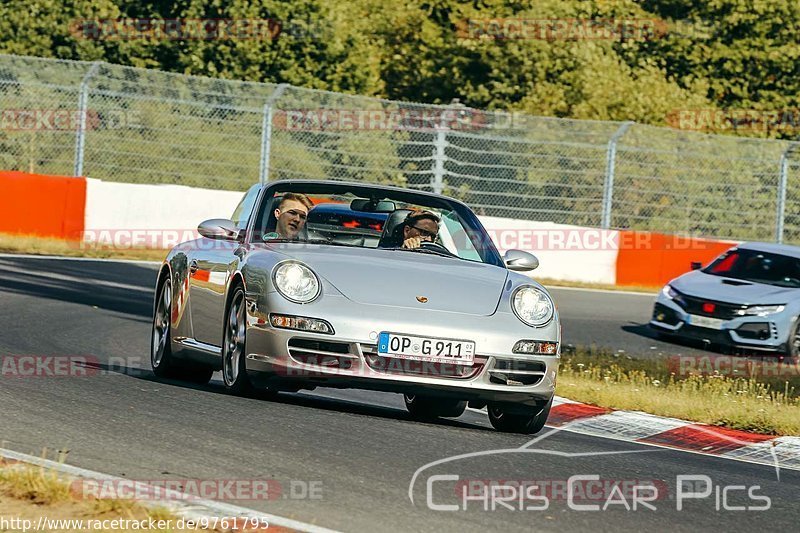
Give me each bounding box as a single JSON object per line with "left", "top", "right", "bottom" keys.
{"left": 705, "top": 249, "right": 800, "bottom": 288}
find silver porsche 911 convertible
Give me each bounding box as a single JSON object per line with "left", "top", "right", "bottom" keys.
{"left": 151, "top": 180, "right": 560, "bottom": 433}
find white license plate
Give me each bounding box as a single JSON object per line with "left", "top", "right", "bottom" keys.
{"left": 377, "top": 332, "right": 475, "bottom": 365}
{"left": 686, "top": 314, "right": 724, "bottom": 330}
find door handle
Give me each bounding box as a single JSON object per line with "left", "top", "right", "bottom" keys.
{"left": 189, "top": 260, "right": 198, "bottom": 274}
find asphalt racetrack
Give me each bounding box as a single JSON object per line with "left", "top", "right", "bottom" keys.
{"left": 0, "top": 255, "right": 796, "bottom": 532}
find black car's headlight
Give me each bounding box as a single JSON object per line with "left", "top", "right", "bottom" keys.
{"left": 272, "top": 261, "right": 320, "bottom": 303}
{"left": 736, "top": 304, "right": 785, "bottom": 317}
{"left": 512, "top": 286, "right": 554, "bottom": 327}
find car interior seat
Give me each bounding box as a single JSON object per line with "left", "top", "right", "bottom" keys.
{"left": 377, "top": 209, "right": 413, "bottom": 248}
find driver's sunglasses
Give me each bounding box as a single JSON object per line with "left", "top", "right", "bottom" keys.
{"left": 282, "top": 209, "right": 307, "bottom": 220}
{"left": 410, "top": 225, "right": 437, "bottom": 240}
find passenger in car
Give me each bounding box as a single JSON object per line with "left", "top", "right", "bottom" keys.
{"left": 267, "top": 193, "right": 314, "bottom": 240}
{"left": 402, "top": 210, "right": 440, "bottom": 249}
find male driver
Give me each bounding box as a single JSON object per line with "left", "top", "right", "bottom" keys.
{"left": 402, "top": 210, "right": 440, "bottom": 249}
{"left": 268, "top": 193, "right": 313, "bottom": 240}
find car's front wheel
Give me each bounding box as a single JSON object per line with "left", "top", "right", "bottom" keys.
{"left": 151, "top": 277, "right": 213, "bottom": 384}
{"left": 222, "top": 284, "right": 253, "bottom": 395}
{"left": 788, "top": 319, "right": 800, "bottom": 358}
{"left": 404, "top": 394, "right": 467, "bottom": 419}
{"left": 488, "top": 397, "right": 553, "bottom": 434}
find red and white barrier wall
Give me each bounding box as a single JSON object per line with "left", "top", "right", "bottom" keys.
{"left": 0, "top": 171, "right": 738, "bottom": 287}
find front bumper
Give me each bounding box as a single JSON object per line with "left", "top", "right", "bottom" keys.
{"left": 649, "top": 294, "right": 793, "bottom": 353}
{"left": 243, "top": 292, "right": 559, "bottom": 409}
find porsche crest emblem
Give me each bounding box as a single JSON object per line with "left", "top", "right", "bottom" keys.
{"left": 416, "top": 296, "right": 428, "bottom": 303}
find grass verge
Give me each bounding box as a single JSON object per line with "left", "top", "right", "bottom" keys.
{"left": 0, "top": 459, "right": 272, "bottom": 532}
{"left": 0, "top": 233, "right": 168, "bottom": 262}
{"left": 559, "top": 348, "right": 800, "bottom": 435}
{"left": 536, "top": 277, "right": 659, "bottom": 293}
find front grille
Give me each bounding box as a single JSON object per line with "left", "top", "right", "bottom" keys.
{"left": 673, "top": 291, "right": 746, "bottom": 320}
{"left": 489, "top": 359, "right": 545, "bottom": 386}
{"left": 735, "top": 322, "right": 771, "bottom": 340}
{"left": 287, "top": 338, "right": 356, "bottom": 370}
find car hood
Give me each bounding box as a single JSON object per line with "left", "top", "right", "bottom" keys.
{"left": 273, "top": 244, "right": 508, "bottom": 315}
{"left": 672, "top": 270, "right": 800, "bottom": 304}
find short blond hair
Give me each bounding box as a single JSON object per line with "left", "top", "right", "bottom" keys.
{"left": 279, "top": 193, "right": 313, "bottom": 210}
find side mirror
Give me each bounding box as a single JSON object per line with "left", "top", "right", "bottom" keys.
{"left": 690, "top": 261, "right": 703, "bottom": 270}
{"left": 198, "top": 218, "right": 240, "bottom": 241}
{"left": 504, "top": 249, "right": 539, "bottom": 272}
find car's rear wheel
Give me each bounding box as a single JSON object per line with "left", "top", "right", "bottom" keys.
{"left": 488, "top": 397, "right": 553, "bottom": 434}
{"left": 151, "top": 277, "right": 213, "bottom": 384}
{"left": 222, "top": 284, "right": 253, "bottom": 395}
{"left": 404, "top": 394, "right": 467, "bottom": 419}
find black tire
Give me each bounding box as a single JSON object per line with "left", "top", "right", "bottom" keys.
{"left": 488, "top": 397, "right": 553, "bottom": 434}
{"left": 788, "top": 320, "right": 800, "bottom": 359}
{"left": 151, "top": 276, "right": 213, "bottom": 385}
{"left": 404, "top": 394, "right": 467, "bottom": 419}
{"left": 221, "top": 284, "right": 253, "bottom": 395}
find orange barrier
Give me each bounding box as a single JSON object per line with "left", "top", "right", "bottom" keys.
{"left": 0, "top": 171, "right": 86, "bottom": 240}
{"left": 616, "top": 231, "right": 736, "bottom": 287}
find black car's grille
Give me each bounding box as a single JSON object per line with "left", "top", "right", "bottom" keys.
{"left": 673, "top": 290, "right": 746, "bottom": 320}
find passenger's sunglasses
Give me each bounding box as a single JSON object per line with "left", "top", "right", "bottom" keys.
{"left": 409, "top": 225, "right": 437, "bottom": 240}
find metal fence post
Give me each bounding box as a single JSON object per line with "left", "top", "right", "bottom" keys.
{"left": 259, "top": 83, "right": 288, "bottom": 184}
{"left": 775, "top": 143, "right": 798, "bottom": 243}
{"left": 601, "top": 121, "right": 634, "bottom": 229}
{"left": 431, "top": 107, "right": 455, "bottom": 194}
{"left": 432, "top": 129, "right": 447, "bottom": 194}
{"left": 73, "top": 61, "right": 101, "bottom": 177}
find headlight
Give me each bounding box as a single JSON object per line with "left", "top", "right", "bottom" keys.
{"left": 736, "top": 305, "right": 785, "bottom": 317}
{"left": 662, "top": 285, "right": 678, "bottom": 299}
{"left": 273, "top": 261, "right": 320, "bottom": 303}
{"left": 512, "top": 286, "right": 554, "bottom": 327}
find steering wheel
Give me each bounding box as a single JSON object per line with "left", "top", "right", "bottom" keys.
{"left": 419, "top": 240, "right": 456, "bottom": 256}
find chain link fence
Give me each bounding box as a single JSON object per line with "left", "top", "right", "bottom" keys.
{"left": 1, "top": 53, "right": 798, "bottom": 244}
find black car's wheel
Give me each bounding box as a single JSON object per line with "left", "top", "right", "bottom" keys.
{"left": 404, "top": 394, "right": 467, "bottom": 419}
{"left": 151, "top": 277, "right": 213, "bottom": 384}
{"left": 488, "top": 397, "right": 553, "bottom": 434}
{"left": 222, "top": 284, "right": 253, "bottom": 395}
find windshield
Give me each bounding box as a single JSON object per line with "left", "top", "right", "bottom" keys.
{"left": 251, "top": 182, "right": 503, "bottom": 266}
{"left": 703, "top": 248, "right": 800, "bottom": 288}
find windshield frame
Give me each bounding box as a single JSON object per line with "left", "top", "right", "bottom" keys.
{"left": 248, "top": 180, "right": 505, "bottom": 268}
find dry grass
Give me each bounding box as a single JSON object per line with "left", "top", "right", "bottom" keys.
{"left": 0, "top": 463, "right": 252, "bottom": 532}
{"left": 558, "top": 350, "right": 800, "bottom": 435}
{"left": 0, "top": 464, "right": 72, "bottom": 505}
{"left": 536, "top": 277, "right": 659, "bottom": 293}
{"left": 0, "top": 233, "right": 168, "bottom": 262}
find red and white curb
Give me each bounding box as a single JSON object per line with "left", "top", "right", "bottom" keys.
{"left": 547, "top": 396, "right": 800, "bottom": 473}
{"left": 0, "top": 448, "right": 340, "bottom": 533}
